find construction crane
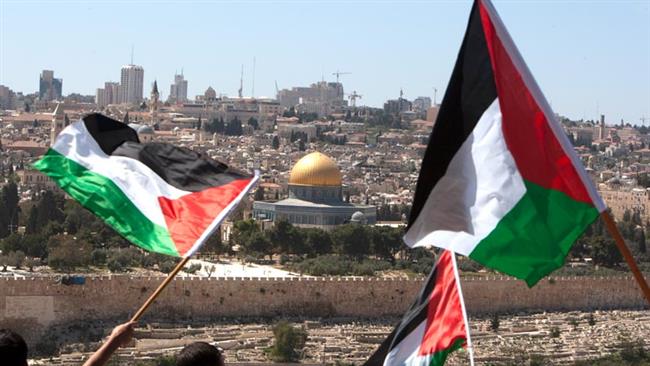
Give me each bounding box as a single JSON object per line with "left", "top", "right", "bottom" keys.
{"left": 347, "top": 91, "right": 363, "bottom": 107}
{"left": 332, "top": 70, "right": 351, "bottom": 84}
{"left": 238, "top": 64, "right": 244, "bottom": 98}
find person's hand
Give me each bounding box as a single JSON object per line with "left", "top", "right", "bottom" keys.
{"left": 108, "top": 321, "right": 136, "bottom": 347}
{"left": 82, "top": 321, "right": 138, "bottom": 366}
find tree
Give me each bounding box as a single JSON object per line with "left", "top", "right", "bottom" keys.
{"left": 232, "top": 219, "right": 259, "bottom": 247}
{"left": 370, "top": 226, "right": 403, "bottom": 262}
{"left": 303, "top": 228, "right": 333, "bottom": 255}
{"left": 21, "top": 234, "right": 47, "bottom": 258}
{"left": 267, "top": 321, "right": 307, "bottom": 362}
{"left": 1, "top": 181, "right": 19, "bottom": 235}
{"left": 298, "top": 139, "right": 306, "bottom": 151}
{"left": 0, "top": 255, "right": 9, "bottom": 271}
{"left": 123, "top": 112, "right": 130, "bottom": 124}
{"left": 9, "top": 250, "right": 25, "bottom": 269}
{"left": 490, "top": 314, "right": 500, "bottom": 332}
{"left": 24, "top": 257, "right": 39, "bottom": 272}
{"left": 245, "top": 231, "right": 273, "bottom": 259}
{"left": 272, "top": 135, "right": 280, "bottom": 150}
{"left": 638, "top": 229, "right": 647, "bottom": 254}
{"left": 247, "top": 117, "right": 259, "bottom": 130}
{"left": 25, "top": 205, "right": 39, "bottom": 234}
{"left": 47, "top": 235, "right": 92, "bottom": 271}
{"left": 254, "top": 187, "right": 265, "bottom": 201}
{"left": 269, "top": 220, "right": 302, "bottom": 254}
{"left": 106, "top": 249, "right": 134, "bottom": 272}
{"left": 332, "top": 224, "right": 370, "bottom": 259}
{"left": 283, "top": 106, "right": 296, "bottom": 118}
{"left": 0, "top": 200, "right": 8, "bottom": 238}
{"left": 623, "top": 209, "right": 632, "bottom": 223}
{"left": 589, "top": 236, "right": 622, "bottom": 267}
{"left": 202, "top": 232, "right": 227, "bottom": 257}
{"left": 226, "top": 117, "right": 243, "bottom": 136}
{"left": 1, "top": 233, "right": 22, "bottom": 253}
{"left": 35, "top": 190, "right": 65, "bottom": 228}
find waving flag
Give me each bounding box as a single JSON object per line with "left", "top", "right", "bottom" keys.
{"left": 34, "top": 113, "right": 258, "bottom": 257}
{"left": 404, "top": 0, "right": 606, "bottom": 286}
{"left": 365, "top": 251, "right": 471, "bottom": 366}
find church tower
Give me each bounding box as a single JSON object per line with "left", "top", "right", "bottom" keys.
{"left": 150, "top": 80, "right": 159, "bottom": 123}
{"left": 50, "top": 103, "right": 65, "bottom": 146}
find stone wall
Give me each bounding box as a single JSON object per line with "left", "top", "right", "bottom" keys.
{"left": 1, "top": 275, "right": 647, "bottom": 348}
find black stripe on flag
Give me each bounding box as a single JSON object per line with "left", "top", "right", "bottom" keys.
{"left": 83, "top": 113, "right": 140, "bottom": 155}
{"left": 82, "top": 113, "right": 251, "bottom": 192}
{"left": 407, "top": 1, "right": 497, "bottom": 228}
{"left": 113, "top": 142, "right": 250, "bottom": 192}
{"left": 363, "top": 254, "right": 443, "bottom": 366}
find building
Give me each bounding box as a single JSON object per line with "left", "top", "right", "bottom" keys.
{"left": 412, "top": 96, "right": 432, "bottom": 112}
{"left": 0, "top": 85, "right": 16, "bottom": 110}
{"left": 169, "top": 73, "right": 188, "bottom": 103}
{"left": 16, "top": 168, "right": 58, "bottom": 192}
{"left": 426, "top": 105, "right": 440, "bottom": 122}
{"left": 150, "top": 80, "right": 160, "bottom": 122}
{"left": 253, "top": 152, "right": 376, "bottom": 229}
{"left": 119, "top": 65, "right": 144, "bottom": 104}
{"left": 50, "top": 103, "right": 65, "bottom": 146}
{"left": 96, "top": 82, "right": 120, "bottom": 108}
{"left": 204, "top": 86, "right": 217, "bottom": 102}
{"left": 599, "top": 187, "right": 650, "bottom": 222}
{"left": 277, "top": 81, "right": 346, "bottom": 116}
{"left": 39, "top": 70, "right": 63, "bottom": 101}
{"left": 384, "top": 98, "right": 412, "bottom": 115}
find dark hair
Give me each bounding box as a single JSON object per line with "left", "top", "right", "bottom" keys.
{"left": 176, "top": 342, "right": 224, "bottom": 366}
{"left": 0, "top": 329, "right": 28, "bottom": 366}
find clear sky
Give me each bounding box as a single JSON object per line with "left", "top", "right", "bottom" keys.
{"left": 1, "top": 0, "right": 648, "bottom": 124}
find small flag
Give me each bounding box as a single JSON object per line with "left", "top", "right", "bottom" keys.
{"left": 365, "top": 251, "right": 470, "bottom": 366}
{"left": 404, "top": 0, "right": 605, "bottom": 286}
{"left": 34, "top": 113, "right": 258, "bottom": 257}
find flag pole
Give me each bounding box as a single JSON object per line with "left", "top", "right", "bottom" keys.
{"left": 601, "top": 211, "right": 650, "bottom": 306}
{"left": 450, "top": 251, "right": 475, "bottom": 366}
{"left": 130, "top": 256, "right": 191, "bottom": 322}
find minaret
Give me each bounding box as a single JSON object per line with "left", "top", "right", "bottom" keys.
{"left": 51, "top": 103, "right": 65, "bottom": 146}
{"left": 598, "top": 114, "right": 605, "bottom": 140}
{"left": 150, "top": 80, "right": 159, "bottom": 124}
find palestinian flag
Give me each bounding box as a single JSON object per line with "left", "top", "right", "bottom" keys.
{"left": 365, "top": 250, "right": 469, "bottom": 366}
{"left": 404, "top": 0, "right": 606, "bottom": 286}
{"left": 34, "top": 113, "right": 258, "bottom": 257}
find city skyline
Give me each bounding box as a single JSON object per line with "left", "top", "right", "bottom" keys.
{"left": 1, "top": 0, "right": 649, "bottom": 123}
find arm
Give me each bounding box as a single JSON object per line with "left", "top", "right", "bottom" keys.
{"left": 82, "top": 322, "right": 136, "bottom": 366}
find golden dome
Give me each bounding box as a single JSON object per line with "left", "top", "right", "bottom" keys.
{"left": 289, "top": 152, "right": 342, "bottom": 187}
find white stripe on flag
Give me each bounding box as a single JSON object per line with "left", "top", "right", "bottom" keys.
{"left": 52, "top": 121, "right": 191, "bottom": 228}
{"left": 403, "top": 99, "right": 526, "bottom": 255}
{"left": 383, "top": 320, "right": 430, "bottom": 366}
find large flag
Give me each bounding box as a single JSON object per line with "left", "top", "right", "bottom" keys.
{"left": 365, "top": 250, "right": 470, "bottom": 366}
{"left": 34, "top": 113, "right": 259, "bottom": 258}
{"left": 404, "top": 0, "right": 606, "bottom": 286}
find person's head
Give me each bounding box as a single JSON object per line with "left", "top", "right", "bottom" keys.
{"left": 0, "top": 329, "right": 28, "bottom": 366}
{"left": 176, "top": 342, "right": 224, "bottom": 366}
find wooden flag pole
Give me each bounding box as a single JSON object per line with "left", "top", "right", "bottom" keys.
{"left": 130, "top": 256, "right": 191, "bottom": 322}
{"left": 601, "top": 211, "right": 650, "bottom": 306}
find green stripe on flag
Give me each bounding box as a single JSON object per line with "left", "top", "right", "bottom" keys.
{"left": 33, "top": 149, "right": 180, "bottom": 257}
{"left": 428, "top": 337, "right": 466, "bottom": 366}
{"left": 470, "top": 181, "right": 599, "bottom": 286}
